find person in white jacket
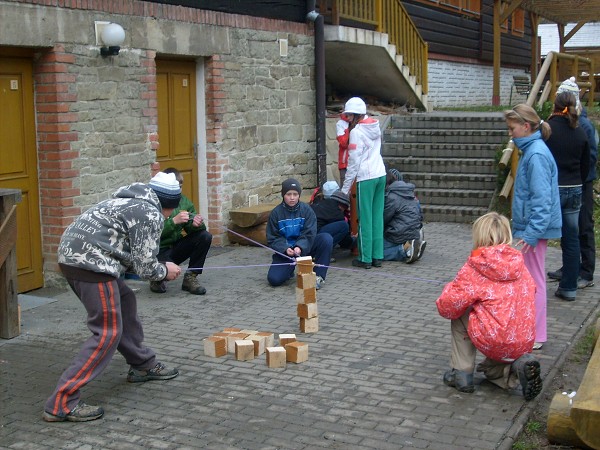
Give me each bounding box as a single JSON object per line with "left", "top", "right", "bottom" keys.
{"left": 340, "top": 97, "right": 387, "bottom": 269}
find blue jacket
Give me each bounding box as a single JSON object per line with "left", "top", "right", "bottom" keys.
{"left": 267, "top": 201, "right": 316, "bottom": 255}
{"left": 580, "top": 108, "right": 598, "bottom": 182}
{"left": 512, "top": 131, "right": 562, "bottom": 247}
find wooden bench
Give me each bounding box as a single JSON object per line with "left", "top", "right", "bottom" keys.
{"left": 547, "top": 317, "right": 600, "bottom": 449}
{"left": 510, "top": 75, "right": 534, "bottom": 105}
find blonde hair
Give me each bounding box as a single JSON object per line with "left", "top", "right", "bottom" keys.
{"left": 472, "top": 212, "right": 512, "bottom": 249}
{"left": 504, "top": 104, "right": 552, "bottom": 140}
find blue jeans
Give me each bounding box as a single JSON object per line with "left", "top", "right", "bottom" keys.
{"left": 383, "top": 238, "right": 408, "bottom": 261}
{"left": 558, "top": 186, "right": 582, "bottom": 294}
{"left": 320, "top": 221, "right": 350, "bottom": 248}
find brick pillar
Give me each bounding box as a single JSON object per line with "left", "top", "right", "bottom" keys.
{"left": 205, "top": 55, "right": 228, "bottom": 245}
{"left": 34, "top": 45, "right": 80, "bottom": 273}
{"left": 142, "top": 50, "right": 160, "bottom": 177}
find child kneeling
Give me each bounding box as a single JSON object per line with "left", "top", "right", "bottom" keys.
{"left": 436, "top": 212, "right": 542, "bottom": 400}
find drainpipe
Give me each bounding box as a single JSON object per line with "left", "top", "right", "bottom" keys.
{"left": 306, "top": 2, "right": 327, "bottom": 187}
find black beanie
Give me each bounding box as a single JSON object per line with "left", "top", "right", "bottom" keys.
{"left": 281, "top": 178, "right": 302, "bottom": 196}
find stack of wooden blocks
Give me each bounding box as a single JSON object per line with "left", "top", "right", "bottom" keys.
{"left": 295, "top": 256, "right": 319, "bottom": 333}
{"left": 203, "top": 328, "right": 308, "bottom": 368}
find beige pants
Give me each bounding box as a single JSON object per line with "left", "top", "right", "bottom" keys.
{"left": 450, "top": 312, "right": 519, "bottom": 390}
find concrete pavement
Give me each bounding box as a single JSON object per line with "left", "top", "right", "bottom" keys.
{"left": 1, "top": 222, "right": 599, "bottom": 449}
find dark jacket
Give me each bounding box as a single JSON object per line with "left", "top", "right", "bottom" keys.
{"left": 310, "top": 197, "right": 346, "bottom": 231}
{"left": 580, "top": 108, "right": 598, "bottom": 183}
{"left": 58, "top": 183, "right": 167, "bottom": 281}
{"left": 266, "top": 201, "right": 316, "bottom": 255}
{"left": 160, "top": 194, "right": 206, "bottom": 250}
{"left": 383, "top": 180, "right": 422, "bottom": 244}
{"left": 546, "top": 115, "right": 590, "bottom": 186}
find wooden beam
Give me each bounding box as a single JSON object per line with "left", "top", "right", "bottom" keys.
{"left": 529, "top": 12, "right": 539, "bottom": 80}
{"left": 492, "top": 0, "right": 502, "bottom": 105}
{"left": 500, "top": 0, "right": 524, "bottom": 23}
{"left": 564, "top": 21, "right": 587, "bottom": 43}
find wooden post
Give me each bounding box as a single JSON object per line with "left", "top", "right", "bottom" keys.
{"left": 0, "top": 189, "right": 22, "bottom": 339}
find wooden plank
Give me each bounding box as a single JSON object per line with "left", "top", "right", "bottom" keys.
{"left": 0, "top": 190, "right": 21, "bottom": 340}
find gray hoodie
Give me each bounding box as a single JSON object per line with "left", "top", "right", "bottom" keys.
{"left": 58, "top": 183, "right": 168, "bottom": 281}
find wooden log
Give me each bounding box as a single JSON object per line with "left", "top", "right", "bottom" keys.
{"left": 229, "top": 203, "right": 277, "bottom": 228}
{"left": 570, "top": 324, "right": 600, "bottom": 449}
{"left": 547, "top": 392, "right": 591, "bottom": 448}
{"left": 228, "top": 223, "right": 267, "bottom": 246}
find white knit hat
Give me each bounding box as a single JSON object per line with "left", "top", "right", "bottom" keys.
{"left": 556, "top": 77, "right": 581, "bottom": 112}
{"left": 148, "top": 172, "right": 181, "bottom": 209}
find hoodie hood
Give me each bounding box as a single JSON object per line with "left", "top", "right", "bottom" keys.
{"left": 386, "top": 180, "right": 416, "bottom": 199}
{"left": 468, "top": 244, "right": 524, "bottom": 282}
{"left": 357, "top": 116, "right": 381, "bottom": 141}
{"left": 113, "top": 182, "right": 162, "bottom": 211}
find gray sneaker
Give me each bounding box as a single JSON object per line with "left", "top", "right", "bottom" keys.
{"left": 316, "top": 275, "right": 324, "bottom": 290}
{"left": 577, "top": 277, "right": 594, "bottom": 289}
{"left": 406, "top": 240, "right": 421, "bottom": 264}
{"left": 127, "top": 362, "right": 179, "bottom": 383}
{"left": 43, "top": 400, "right": 104, "bottom": 422}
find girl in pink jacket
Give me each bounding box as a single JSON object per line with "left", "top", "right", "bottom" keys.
{"left": 436, "top": 212, "right": 543, "bottom": 400}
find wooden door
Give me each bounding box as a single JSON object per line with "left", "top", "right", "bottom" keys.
{"left": 156, "top": 60, "right": 199, "bottom": 207}
{"left": 0, "top": 57, "right": 43, "bottom": 293}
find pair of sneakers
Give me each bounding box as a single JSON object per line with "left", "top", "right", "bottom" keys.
{"left": 43, "top": 362, "right": 178, "bottom": 422}
{"left": 548, "top": 268, "right": 594, "bottom": 289}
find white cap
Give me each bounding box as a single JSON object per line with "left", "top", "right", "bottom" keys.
{"left": 343, "top": 97, "right": 367, "bottom": 115}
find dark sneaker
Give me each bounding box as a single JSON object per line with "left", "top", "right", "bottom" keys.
{"left": 577, "top": 277, "right": 594, "bottom": 289}
{"left": 555, "top": 288, "right": 576, "bottom": 301}
{"left": 315, "top": 275, "right": 324, "bottom": 290}
{"left": 127, "top": 362, "right": 179, "bottom": 383}
{"left": 43, "top": 400, "right": 104, "bottom": 422}
{"left": 372, "top": 259, "right": 383, "bottom": 268}
{"left": 443, "top": 369, "right": 475, "bottom": 393}
{"left": 182, "top": 272, "right": 206, "bottom": 295}
{"left": 417, "top": 241, "right": 427, "bottom": 260}
{"left": 547, "top": 268, "right": 562, "bottom": 281}
{"left": 150, "top": 280, "right": 167, "bottom": 293}
{"left": 406, "top": 240, "right": 421, "bottom": 264}
{"left": 352, "top": 259, "right": 371, "bottom": 269}
{"left": 511, "top": 354, "right": 542, "bottom": 401}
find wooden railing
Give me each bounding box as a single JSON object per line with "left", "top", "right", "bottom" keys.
{"left": 318, "top": 0, "right": 428, "bottom": 94}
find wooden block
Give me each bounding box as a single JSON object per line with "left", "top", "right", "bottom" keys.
{"left": 300, "top": 317, "right": 319, "bottom": 333}
{"left": 279, "top": 333, "right": 297, "bottom": 347}
{"left": 226, "top": 332, "right": 249, "bottom": 353}
{"left": 296, "top": 287, "right": 317, "bottom": 304}
{"left": 285, "top": 341, "right": 308, "bottom": 363}
{"left": 203, "top": 336, "right": 227, "bottom": 358}
{"left": 222, "top": 327, "right": 242, "bottom": 333}
{"left": 256, "top": 331, "right": 274, "bottom": 347}
{"left": 211, "top": 332, "right": 230, "bottom": 338}
{"left": 235, "top": 340, "right": 255, "bottom": 361}
{"left": 297, "top": 273, "right": 316, "bottom": 289}
{"left": 296, "top": 256, "right": 314, "bottom": 274}
{"left": 246, "top": 334, "right": 266, "bottom": 356}
{"left": 297, "top": 302, "right": 318, "bottom": 318}
{"left": 239, "top": 329, "right": 258, "bottom": 335}
{"left": 266, "top": 346, "right": 287, "bottom": 368}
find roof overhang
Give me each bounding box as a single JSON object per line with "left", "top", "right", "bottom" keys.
{"left": 519, "top": 0, "right": 600, "bottom": 25}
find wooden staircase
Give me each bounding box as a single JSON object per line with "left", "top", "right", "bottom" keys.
{"left": 381, "top": 112, "right": 508, "bottom": 223}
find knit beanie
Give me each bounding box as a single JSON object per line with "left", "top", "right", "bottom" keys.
{"left": 322, "top": 180, "right": 339, "bottom": 198}
{"left": 556, "top": 77, "right": 581, "bottom": 112}
{"left": 149, "top": 172, "right": 181, "bottom": 209}
{"left": 330, "top": 189, "right": 350, "bottom": 207}
{"left": 281, "top": 178, "right": 302, "bottom": 196}
{"left": 389, "top": 168, "right": 403, "bottom": 181}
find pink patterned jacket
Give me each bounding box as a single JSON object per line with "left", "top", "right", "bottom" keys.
{"left": 436, "top": 244, "right": 536, "bottom": 362}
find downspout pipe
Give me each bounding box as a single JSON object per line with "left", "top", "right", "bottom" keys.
{"left": 307, "top": 2, "right": 327, "bottom": 187}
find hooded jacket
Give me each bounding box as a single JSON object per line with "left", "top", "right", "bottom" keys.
{"left": 58, "top": 183, "right": 168, "bottom": 281}
{"left": 159, "top": 194, "right": 206, "bottom": 250}
{"left": 436, "top": 244, "right": 536, "bottom": 362}
{"left": 383, "top": 180, "right": 422, "bottom": 244}
{"left": 511, "top": 130, "right": 562, "bottom": 246}
{"left": 266, "top": 200, "right": 316, "bottom": 255}
{"left": 341, "top": 116, "right": 387, "bottom": 194}
{"left": 580, "top": 108, "right": 598, "bottom": 183}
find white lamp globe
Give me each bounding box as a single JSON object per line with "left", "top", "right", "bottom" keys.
{"left": 101, "top": 23, "right": 125, "bottom": 47}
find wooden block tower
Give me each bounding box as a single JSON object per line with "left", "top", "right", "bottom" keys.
{"left": 295, "top": 256, "right": 319, "bottom": 333}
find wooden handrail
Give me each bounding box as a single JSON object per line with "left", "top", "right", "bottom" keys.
{"left": 321, "top": 0, "right": 428, "bottom": 94}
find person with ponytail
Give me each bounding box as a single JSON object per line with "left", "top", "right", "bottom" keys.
{"left": 545, "top": 92, "right": 591, "bottom": 301}
{"left": 504, "top": 104, "right": 561, "bottom": 351}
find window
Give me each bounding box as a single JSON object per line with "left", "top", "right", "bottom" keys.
{"left": 512, "top": 8, "right": 525, "bottom": 36}
{"left": 414, "top": 0, "right": 481, "bottom": 17}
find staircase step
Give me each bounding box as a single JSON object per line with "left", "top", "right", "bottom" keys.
{"left": 401, "top": 172, "right": 497, "bottom": 190}
{"left": 383, "top": 143, "right": 501, "bottom": 159}
{"left": 394, "top": 157, "right": 496, "bottom": 175}
{"left": 390, "top": 113, "right": 507, "bottom": 130}
{"left": 417, "top": 188, "right": 495, "bottom": 207}
{"left": 385, "top": 129, "right": 508, "bottom": 144}
{"left": 422, "top": 205, "right": 489, "bottom": 223}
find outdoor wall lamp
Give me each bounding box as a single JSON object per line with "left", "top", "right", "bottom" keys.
{"left": 95, "top": 21, "right": 126, "bottom": 57}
